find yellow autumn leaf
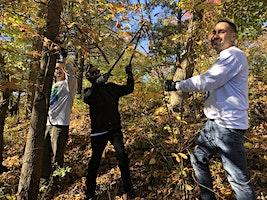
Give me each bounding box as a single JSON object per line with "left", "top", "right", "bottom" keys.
{"left": 154, "top": 106, "right": 167, "bottom": 115}
{"left": 149, "top": 158, "right": 156, "bottom": 165}
{"left": 177, "top": 1, "right": 185, "bottom": 9}
{"left": 178, "top": 153, "right": 188, "bottom": 160}
{"left": 171, "top": 153, "right": 181, "bottom": 163}
{"left": 133, "top": 4, "right": 140, "bottom": 11}
{"left": 174, "top": 115, "right": 188, "bottom": 124}
{"left": 163, "top": 125, "right": 170, "bottom": 130}
{"left": 171, "top": 35, "right": 179, "bottom": 41}
{"left": 104, "top": 13, "right": 115, "bottom": 20}
{"left": 185, "top": 184, "right": 193, "bottom": 191}
{"left": 115, "top": 5, "right": 126, "bottom": 13}
{"left": 3, "top": 155, "right": 21, "bottom": 168}
{"left": 67, "top": 22, "right": 76, "bottom": 28}
{"left": 27, "top": 50, "right": 41, "bottom": 58}
{"left": 5, "top": 195, "right": 16, "bottom": 200}
{"left": 196, "top": 40, "right": 203, "bottom": 45}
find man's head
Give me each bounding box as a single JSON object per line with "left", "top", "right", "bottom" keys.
{"left": 86, "top": 64, "right": 101, "bottom": 83}
{"left": 54, "top": 62, "right": 66, "bottom": 82}
{"left": 210, "top": 20, "right": 237, "bottom": 54}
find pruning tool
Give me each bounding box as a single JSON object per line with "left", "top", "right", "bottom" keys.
{"left": 106, "top": 22, "right": 146, "bottom": 76}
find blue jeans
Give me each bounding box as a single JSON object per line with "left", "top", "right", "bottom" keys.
{"left": 190, "top": 120, "right": 255, "bottom": 200}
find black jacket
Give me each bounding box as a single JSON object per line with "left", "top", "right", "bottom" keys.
{"left": 84, "top": 73, "right": 134, "bottom": 133}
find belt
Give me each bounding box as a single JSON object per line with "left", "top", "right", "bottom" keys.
{"left": 91, "top": 131, "right": 109, "bottom": 137}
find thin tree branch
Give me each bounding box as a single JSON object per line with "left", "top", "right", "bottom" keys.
{"left": 33, "top": 0, "right": 47, "bottom": 5}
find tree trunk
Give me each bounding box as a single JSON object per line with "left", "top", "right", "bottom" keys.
{"left": 0, "top": 54, "right": 10, "bottom": 167}
{"left": 77, "top": 49, "right": 84, "bottom": 94}
{"left": 26, "top": 60, "right": 40, "bottom": 117}
{"left": 17, "top": 0, "right": 63, "bottom": 199}
{"left": 169, "top": 57, "right": 195, "bottom": 112}
{"left": 0, "top": 91, "right": 10, "bottom": 166}
{"left": 168, "top": 11, "right": 203, "bottom": 113}
{"left": 26, "top": 5, "right": 45, "bottom": 117}
{"left": 16, "top": 91, "right": 21, "bottom": 123}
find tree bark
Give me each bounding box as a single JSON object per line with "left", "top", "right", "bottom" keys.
{"left": 26, "top": 5, "right": 45, "bottom": 116}
{"left": 168, "top": 11, "right": 203, "bottom": 113}
{"left": 169, "top": 57, "right": 195, "bottom": 112}
{"left": 17, "top": 0, "right": 63, "bottom": 199}
{"left": 0, "top": 91, "right": 10, "bottom": 166}
{"left": 16, "top": 91, "right": 21, "bottom": 123}
{"left": 26, "top": 60, "right": 40, "bottom": 116}
{"left": 0, "top": 54, "right": 10, "bottom": 167}
{"left": 77, "top": 49, "right": 84, "bottom": 94}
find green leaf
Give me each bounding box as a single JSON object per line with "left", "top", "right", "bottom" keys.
{"left": 52, "top": 166, "right": 71, "bottom": 177}
{"left": 244, "top": 142, "right": 254, "bottom": 149}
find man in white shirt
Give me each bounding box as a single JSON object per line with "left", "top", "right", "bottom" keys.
{"left": 165, "top": 20, "right": 255, "bottom": 200}
{"left": 42, "top": 49, "right": 77, "bottom": 179}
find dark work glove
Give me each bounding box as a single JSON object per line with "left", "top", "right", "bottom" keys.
{"left": 56, "top": 48, "right": 68, "bottom": 63}
{"left": 85, "top": 72, "right": 90, "bottom": 81}
{"left": 96, "top": 73, "right": 110, "bottom": 84}
{"left": 125, "top": 64, "right": 132, "bottom": 74}
{"left": 164, "top": 80, "right": 177, "bottom": 91}
{"left": 61, "top": 48, "right": 68, "bottom": 58}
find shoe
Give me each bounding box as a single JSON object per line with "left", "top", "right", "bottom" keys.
{"left": 84, "top": 192, "right": 96, "bottom": 200}
{"left": 122, "top": 193, "right": 128, "bottom": 200}
{"left": 84, "top": 196, "right": 96, "bottom": 200}
{"left": 0, "top": 165, "right": 8, "bottom": 173}
{"left": 40, "top": 178, "right": 49, "bottom": 185}
{"left": 39, "top": 178, "right": 49, "bottom": 193}
{"left": 122, "top": 189, "right": 136, "bottom": 200}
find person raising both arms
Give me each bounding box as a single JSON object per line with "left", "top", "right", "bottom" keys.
{"left": 83, "top": 64, "right": 135, "bottom": 200}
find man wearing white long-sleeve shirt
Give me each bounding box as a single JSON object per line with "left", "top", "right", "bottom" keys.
{"left": 42, "top": 50, "right": 77, "bottom": 180}
{"left": 165, "top": 20, "right": 255, "bottom": 200}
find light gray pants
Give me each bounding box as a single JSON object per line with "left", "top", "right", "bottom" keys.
{"left": 42, "top": 125, "right": 69, "bottom": 179}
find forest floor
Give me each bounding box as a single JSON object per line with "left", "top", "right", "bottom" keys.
{"left": 0, "top": 75, "right": 266, "bottom": 200}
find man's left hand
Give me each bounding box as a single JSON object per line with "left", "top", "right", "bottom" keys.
{"left": 125, "top": 64, "right": 132, "bottom": 74}
{"left": 164, "top": 80, "right": 177, "bottom": 91}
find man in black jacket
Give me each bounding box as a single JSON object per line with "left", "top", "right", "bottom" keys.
{"left": 83, "top": 64, "right": 134, "bottom": 200}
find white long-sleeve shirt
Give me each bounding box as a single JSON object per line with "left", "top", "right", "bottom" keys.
{"left": 176, "top": 46, "right": 249, "bottom": 129}
{"left": 47, "top": 58, "right": 77, "bottom": 126}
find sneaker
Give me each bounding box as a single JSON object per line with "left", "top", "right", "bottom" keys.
{"left": 122, "top": 189, "right": 136, "bottom": 200}
{"left": 40, "top": 178, "right": 49, "bottom": 185}
{"left": 39, "top": 178, "right": 49, "bottom": 193}
{"left": 84, "top": 196, "right": 96, "bottom": 200}
{"left": 122, "top": 193, "right": 128, "bottom": 200}
{"left": 84, "top": 192, "right": 96, "bottom": 200}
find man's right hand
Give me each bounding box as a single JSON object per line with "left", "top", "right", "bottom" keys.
{"left": 95, "top": 73, "right": 110, "bottom": 84}
{"left": 85, "top": 72, "right": 91, "bottom": 81}
{"left": 164, "top": 80, "right": 177, "bottom": 91}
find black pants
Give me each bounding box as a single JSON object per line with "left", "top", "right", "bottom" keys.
{"left": 85, "top": 129, "right": 132, "bottom": 198}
